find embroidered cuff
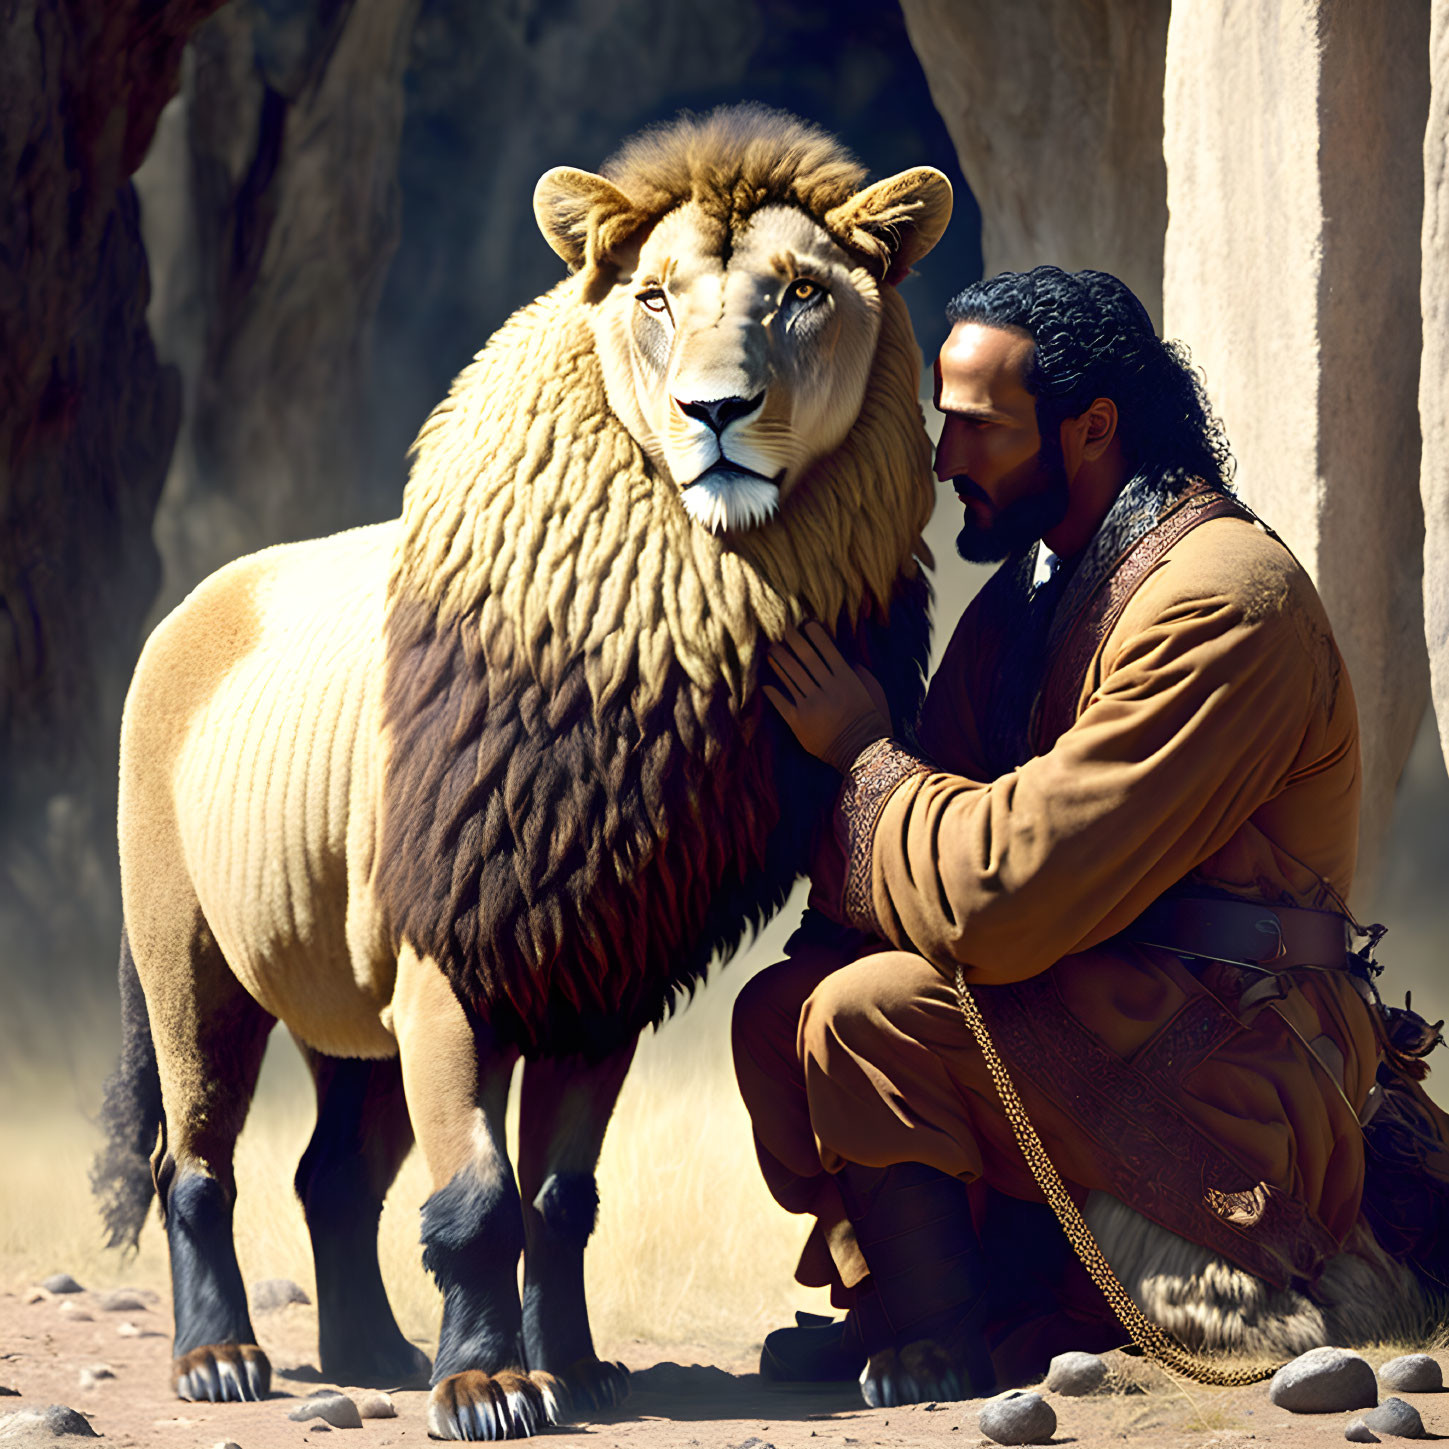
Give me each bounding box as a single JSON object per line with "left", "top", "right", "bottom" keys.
{"left": 837, "top": 738, "right": 931, "bottom": 935}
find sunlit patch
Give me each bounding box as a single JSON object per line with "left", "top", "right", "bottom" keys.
{"left": 680, "top": 468, "right": 780, "bottom": 534}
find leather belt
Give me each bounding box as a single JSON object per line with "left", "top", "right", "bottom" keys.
{"left": 1120, "top": 894, "right": 1352, "bottom": 971}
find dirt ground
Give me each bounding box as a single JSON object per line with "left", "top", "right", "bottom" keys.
{"left": 5, "top": 1278, "right": 1448, "bottom": 1449}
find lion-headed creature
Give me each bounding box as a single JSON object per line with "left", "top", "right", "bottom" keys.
{"left": 94, "top": 105, "right": 952, "bottom": 1439}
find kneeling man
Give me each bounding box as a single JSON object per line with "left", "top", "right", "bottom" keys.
{"left": 736, "top": 266, "right": 1398, "bottom": 1407}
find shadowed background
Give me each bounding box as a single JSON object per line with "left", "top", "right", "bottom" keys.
{"left": 2, "top": 0, "right": 1446, "bottom": 1367}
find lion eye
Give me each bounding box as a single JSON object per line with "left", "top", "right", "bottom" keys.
{"left": 638, "top": 288, "right": 670, "bottom": 315}
{"left": 788, "top": 278, "right": 822, "bottom": 303}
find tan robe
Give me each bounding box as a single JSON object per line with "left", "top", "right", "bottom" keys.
{"left": 733, "top": 514, "right": 1382, "bottom": 1360}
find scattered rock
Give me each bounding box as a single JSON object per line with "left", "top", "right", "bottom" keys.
{"left": 1346, "top": 1420, "right": 1381, "bottom": 1443}
{"left": 1045, "top": 1350, "right": 1107, "bottom": 1396}
{"left": 212, "top": 1442, "right": 243, "bottom": 1449}
{"left": 729, "top": 1440, "right": 775, "bottom": 1449}
{"left": 1379, "top": 1355, "right": 1443, "bottom": 1393}
{"left": 40, "top": 1276, "right": 82, "bottom": 1296}
{"left": 353, "top": 1392, "right": 396, "bottom": 1419}
{"left": 1362, "top": 1397, "right": 1425, "bottom": 1438}
{"left": 251, "top": 1278, "right": 310, "bottom": 1312}
{"left": 1269, "top": 1347, "right": 1378, "bottom": 1413}
{"left": 288, "top": 1393, "right": 363, "bottom": 1429}
{"left": 22, "top": 1293, "right": 46, "bottom": 1307}
{"left": 56, "top": 1306, "right": 92, "bottom": 1324}
{"left": 0, "top": 1404, "right": 99, "bottom": 1442}
{"left": 75, "top": 1366, "right": 114, "bottom": 1391}
{"left": 978, "top": 1389, "right": 1057, "bottom": 1445}
{"left": 97, "top": 1291, "right": 147, "bottom": 1313}
{"left": 115, "top": 1323, "right": 141, "bottom": 1338}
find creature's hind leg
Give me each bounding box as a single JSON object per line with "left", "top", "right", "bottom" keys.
{"left": 295, "top": 1048, "right": 431, "bottom": 1386}
{"left": 143, "top": 914, "right": 275, "bottom": 1402}
{"left": 517, "top": 1041, "right": 637, "bottom": 1413}
{"left": 393, "top": 944, "right": 559, "bottom": 1441}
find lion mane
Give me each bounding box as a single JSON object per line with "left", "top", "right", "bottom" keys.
{"left": 376, "top": 111, "right": 936, "bottom": 1060}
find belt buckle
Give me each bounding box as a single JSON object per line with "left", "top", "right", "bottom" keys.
{"left": 1252, "top": 913, "right": 1286, "bottom": 963}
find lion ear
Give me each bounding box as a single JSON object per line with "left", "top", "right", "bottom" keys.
{"left": 534, "top": 167, "right": 642, "bottom": 273}
{"left": 825, "top": 167, "right": 954, "bottom": 286}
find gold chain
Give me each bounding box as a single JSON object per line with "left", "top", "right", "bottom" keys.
{"left": 952, "top": 966, "right": 1280, "bottom": 1387}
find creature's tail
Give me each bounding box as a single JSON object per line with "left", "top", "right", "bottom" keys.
{"left": 90, "top": 927, "right": 163, "bottom": 1250}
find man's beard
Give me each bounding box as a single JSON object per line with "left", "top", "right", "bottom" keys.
{"left": 954, "top": 437, "right": 1071, "bottom": 563}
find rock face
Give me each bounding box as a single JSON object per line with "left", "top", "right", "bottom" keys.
{"left": 1425, "top": 0, "right": 1449, "bottom": 777}
{"left": 1268, "top": 1346, "right": 1378, "bottom": 1413}
{"left": 1045, "top": 1350, "right": 1107, "bottom": 1395}
{"left": 0, "top": 0, "right": 220, "bottom": 1010}
{"left": 898, "top": 0, "right": 1170, "bottom": 324}
{"left": 1379, "top": 1354, "right": 1443, "bottom": 1393}
{"left": 1163, "top": 0, "right": 1433, "bottom": 890}
{"left": 135, "top": 0, "right": 421, "bottom": 617}
{"left": 978, "top": 1388, "right": 1058, "bottom": 1445}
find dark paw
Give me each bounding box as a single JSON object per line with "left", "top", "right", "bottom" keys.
{"left": 428, "top": 1369, "right": 564, "bottom": 1440}
{"left": 561, "top": 1356, "right": 629, "bottom": 1414}
{"left": 860, "top": 1338, "right": 980, "bottom": 1409}
{"left": 173, "top": 1343, "right": 271, "bottom": 1402}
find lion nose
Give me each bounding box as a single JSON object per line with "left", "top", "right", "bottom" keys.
{"left": 677, "top": 392, "right": 764, "bottom": 435}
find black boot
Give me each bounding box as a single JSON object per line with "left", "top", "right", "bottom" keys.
{"left": 835, "top": 1160, "right": 996, "bottom": 1407}
{"left": 758, "top": 1284, "right": 890, "bottom": 1383}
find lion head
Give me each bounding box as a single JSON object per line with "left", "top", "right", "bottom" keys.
{"left": 533, "top": 106, "right": 952, "bottom": 535}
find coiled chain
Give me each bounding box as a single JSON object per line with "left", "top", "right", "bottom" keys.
{"left": 953, "top": 965, "right": 1280, "bottom": 1387}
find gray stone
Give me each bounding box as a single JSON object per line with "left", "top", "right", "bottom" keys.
{"left": 288, "top": 1393, "right": 363, "bottom": 1429}
{"left": 1379, "top": 1355, "right": 1442, "bottom": 1393}
{"left": 0, "top": 1404, "right": 100, "bottom": 1441}
{"left": 353, "top": 1392, "right": 395, "bottom": 1419}
{"left": 1045, "top": 1350, "right": 1107, "bottom": 1396}
{"left": 75, "top": 1365, "right": 114, "bottom": 1390}
{"left": 1164, "top": 0, "right": 1433, "bottom": 887}
{"left": 1346, "top": 1421, "right": 1381, "bottom": 1443}
{"left": 40, "top": 1276, "right": 82, "bottom": 1296}
{"left": 978, "top": 1388, "right": 1058, "bottom": 1445}
{"left": 1363, "top": 1397, "right": 1426, "bottom": 1438}
{"left": 97, "top": 1290, "right": 146, "bottom": 1313}
{"left": 250, "top": 1278, "right": 310, "bottom": 1312}
{"left": 1268, "top": 1346, "right": 1378, "bottom": 1413}
{"left": 212, "top": 1442, "right": 243, "bottom": 1449}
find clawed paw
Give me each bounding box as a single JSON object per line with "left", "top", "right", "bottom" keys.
{"left": 428, "top": 1368, "right": 565, "bottom": 1440}
{"left": 860, "top": 1339, "right": 967, "bottom": 1409}
{"left": 561, "top": 1355, "right": 630, "bottom": 1413}
{"left": 173, "top": 1342, "right": 271, "bottom": 1402}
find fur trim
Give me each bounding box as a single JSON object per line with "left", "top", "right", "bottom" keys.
{"left": 1084, "top": 1192, "right": 1431, "bottom": 1356}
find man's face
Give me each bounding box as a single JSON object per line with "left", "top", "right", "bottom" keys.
{"left": 933, "top": 321, "right": 1070, "bottom": 563}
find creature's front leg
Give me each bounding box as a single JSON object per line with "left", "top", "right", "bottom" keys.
{"left": 517, "top": 1042, "right": 637, "bottom": 1413}
{"left": 393, "top": 946, "right": 560, "bottom": 1441}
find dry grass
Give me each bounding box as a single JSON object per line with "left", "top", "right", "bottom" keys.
{"left": 0, "top": 903, "right": 831, "bottom": 1367}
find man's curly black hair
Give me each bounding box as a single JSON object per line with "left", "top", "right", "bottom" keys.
{"left": 945, "top": 266, "right": 1235, "bottom": 490}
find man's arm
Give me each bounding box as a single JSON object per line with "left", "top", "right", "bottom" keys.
{"left": 853, "top": 584, "right": 1325, "bottom": 982}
